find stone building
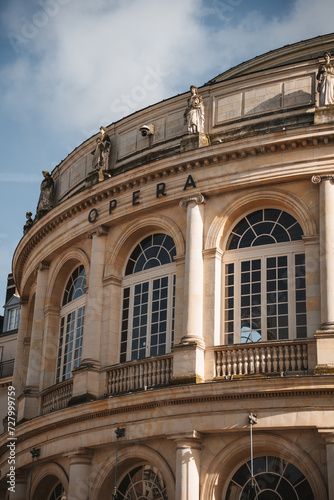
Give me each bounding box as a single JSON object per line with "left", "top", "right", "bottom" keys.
{"left": 1, "top": 33, "right": 334, "bottom": 500}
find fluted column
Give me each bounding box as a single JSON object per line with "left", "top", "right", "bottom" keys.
{"left": 312, "top": 175, "right": 334, "bottom": 374}
{"left": 170, "top": 431, "right": 202, "bottom": 500}
{"left": 67, "top": 449, "right": 93, "bottom": 500}
{"left": 179, "top": 193, "right": 205, "bottom": 344}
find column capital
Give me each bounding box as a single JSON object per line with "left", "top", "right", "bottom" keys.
{"left": 35, "top": 260, "right": 50, "bottom": 275}
{"left": 168, "top": 430, "right": 203, "bottom": 449}
{"left": 179, "top": 193, "right": 205, "bottom": 208}
{"left": 87, "top": 225, "right": 108, "bottom": 239}
{"left": 311, "top": 174, "right": 334, "bottom": 184}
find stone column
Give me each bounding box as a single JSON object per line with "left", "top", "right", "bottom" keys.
{"left": 67, "top": 449, "right": 93, "bottom": 500}
{"left": 18, "top": 262, "right": 49, "bottom": 420}
{"left": 170, "top": 431, "right": 202, "bottom": 500}
{"left": 173, "top": 195, "right": 205, "bottom": 384}
{"left": 180, "top": 193, "right": 205, "bottom": 344}
{"left": 320, "top": 431, "right": 334, "bottom": 500}
{"left": 72, "top": 226, "right": 107, "bottom": 401}
{"left": 312, "top": 175, "right": 334, "bottom": 374}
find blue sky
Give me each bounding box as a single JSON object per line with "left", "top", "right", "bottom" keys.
{"left": 0, "top": 0, "right": 334, "bottom": 312}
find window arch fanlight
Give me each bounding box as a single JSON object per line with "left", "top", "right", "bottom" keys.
{"left": 56, "top": 265, "right": 86, "bottom": 383}
{"left": 116, "top": 465, "right": 168, "bottom": 499}
{"left": 47, "top": 482, "right": 65, "bottom": 500}
{"left": 226, "top": 455, "right": 314, "bottom": 499}
{"left": 121, "top": 233, "right": 176, "bottom": 362}
{"left": 224, "top": 209, "right": 307, "bottom": 344}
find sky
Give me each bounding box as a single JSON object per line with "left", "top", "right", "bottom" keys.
{"left": 0, "top": 0, "right": 334, "bottom": 313}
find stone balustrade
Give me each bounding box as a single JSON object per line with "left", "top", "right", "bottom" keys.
{"left": 107, "top": 355, "right": 173, "bottom": 395}
{"left": 215, "top": 340, "right": 313, "bottom": 378}
{"left": 41, "top": 379, "right": 73, "bottom": 415}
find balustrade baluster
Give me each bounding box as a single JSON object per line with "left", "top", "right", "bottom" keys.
{"left": 302, "top": 344, "right": 308, "bottom": 371}
{"left": 238, "top": 349, "right": 243, "bottom": 375}
{"left": 260, "top": 348, "right": 266, "bottom": 374}
{"left": 255, "top": 348, "right": 260, "bottom": 374}
{"left": 284, "top": 345, "right": 290, "bottom": 372}
{"left": 243, "top": 350, "right": 248, "bottom": 375}
{"left": 227, "top": 351, "right": 232, "bottom": 377}
{"left": 296, "top": 344, "right": 302, "bottom": 371}
{"left": 290, "top": 345, "right": 296, "bottom": 371}
{"left": 232, "top": 350, "right": 237, "bottom": 375}
{"left": 249, "top": 349, "right": 255, "bottom": 374}
{"left": 278, "top": 346, "right": 284, "bottom": 372}
{"left": 272, "top": 347, "right": 278, "bottom": 372}
{"left": 216, "top": 351, "right": 222, "bottom": 377}
{"left": 267, "top": 347, "right": 272, "bottom": 374}
{"left": 222, "top": 351, "right": 227, "bottom": 377}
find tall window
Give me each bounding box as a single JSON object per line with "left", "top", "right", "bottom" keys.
{"left": 56, "top": 266, "right": 86, "bottom": 383}
{"left": 120, "top": 234, "right": 176, "bottom": 362}
{"left": 224, "top": 209, "right": 307, "bottom": 344}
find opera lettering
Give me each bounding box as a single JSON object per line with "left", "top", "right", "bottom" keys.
{"left": 88, "top": 174, "right": 197, "bottom": 223}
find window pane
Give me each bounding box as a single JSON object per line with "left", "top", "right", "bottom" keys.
{"left": 126, "top": 234, "right": 176, "bottom": 275}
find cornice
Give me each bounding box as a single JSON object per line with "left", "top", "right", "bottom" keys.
{"left": 12, "top": 126, "right": 334, "bottom": 294}
{"left": 1, "top": 384, "right": 334, "bottom": 455}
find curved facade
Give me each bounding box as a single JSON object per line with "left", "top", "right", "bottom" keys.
{"left": 1, "top": 34, "right": 334, "bottom": 500}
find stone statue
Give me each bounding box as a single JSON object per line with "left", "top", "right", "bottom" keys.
{"left": 92, "top": 126, "right": 111, "bottom": 173}
{"left": 184, "top": 85, "right": 205, "bottom": 134}
{"left": 23, "top": 212, "right": 33, "bottom": 234}
{"left": 317, "top": 52, "right": 334, "bottom": 106}
{"left": 36, "top": 171, "right": 54, "bottom": 220}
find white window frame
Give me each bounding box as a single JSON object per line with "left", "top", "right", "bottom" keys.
{"left": 7, "top": 308, "right": 19, "bottom": 331}
{"left": 222, "top": 240, "right": 306, "bottom": 344}
{"left": 56, "top": 294, "right": 86, "bottom": 383}
{"left": 121, "top": 263, "right": 176, "bottom": 362}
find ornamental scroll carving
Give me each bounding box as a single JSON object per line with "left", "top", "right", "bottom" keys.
{"left": 311, "top": 175, "right": 334, "bottom": 184}
{"left": 179, "top": 193, "right": 205, "bottom": 208}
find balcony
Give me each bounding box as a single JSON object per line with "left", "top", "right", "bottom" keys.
{"left": 107, "top": 354, "right": 173, "bottom": 395}
{"left": 41, "top": 379, "right": 73, "bottom": 415}
{"left": 214, "top": 339, "right": 314, "bottom": 379}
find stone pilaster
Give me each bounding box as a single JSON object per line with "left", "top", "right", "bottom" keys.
{"left": 67, "top": 449, "right": 93, "bottom": 500}
{"left": 72, "top": 226, "right": 107, "bottom": 402}
{"left": 172, "top": 195, "right": 205, "bottom": 384}
{"left": 311, "top": 175, "right": 334, "bottom": 374}
{"left": 18, "top": 262, "right": 49, "bottom": 420}
{"left": 12, "top": 298, "right": 29, "bottom": 397}
{"left": 319, "top": 430, "right": 334, "bottom": 500}
{"left": 170, "top": 431, "right": 202, "bottom": 500}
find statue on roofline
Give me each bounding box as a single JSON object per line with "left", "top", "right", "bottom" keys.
{"left": 91, "top": 126, "right": 111, "bottom": 181}
{"left": 36, "top": 170, "right": 55, "bottom": 221}
{"left": 317, "top": 51, "right": 334, "bottom": 106}
{"left": 184, "top": 85, "right": 205, "bottom": 134}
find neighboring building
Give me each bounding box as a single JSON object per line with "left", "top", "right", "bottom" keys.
{"left": 1, "top": 33, "right": 334, "bottom": 500}
{"left": 0, "top": 275, "right": 19, "bottom": 435}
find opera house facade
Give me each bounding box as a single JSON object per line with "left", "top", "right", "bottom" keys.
{"left": 1, "top": 33, "right": 334, "bottom": 499}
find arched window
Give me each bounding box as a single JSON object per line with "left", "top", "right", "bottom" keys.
{"left": 56, "top": 266, "right": 86, "bottom": 383}
{"left": 226, "top": 455, "right": 314, "bottom": 499}
{"left": 120, "top": 234, "right": 176, "bottom": 362}
{"left": 223, "top": 209, "right": 306, "bottom": 344}
{"left": 116, "top": 465, "right": 167, "bottom": 499}
{"left": 47, "top": 482, "right": 65, "bottom": 500}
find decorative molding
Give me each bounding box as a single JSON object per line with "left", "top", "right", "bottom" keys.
{"left": 311, "top": 174, "right": 334, "bottom": 184}
{"left": 179, "top": 193, "right": 205, "bottom": 208}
